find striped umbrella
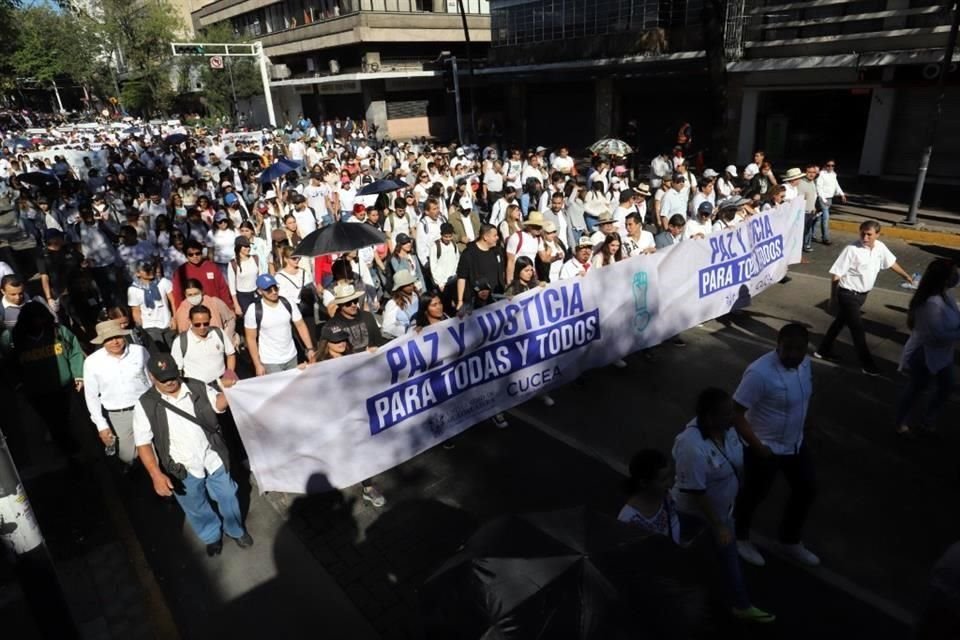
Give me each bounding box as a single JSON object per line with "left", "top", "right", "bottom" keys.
{"left": 589, "top": 138, "right": 634, "bottom": 156}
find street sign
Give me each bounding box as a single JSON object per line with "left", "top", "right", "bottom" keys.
{"left": 210, "top": 56, "right": 224, "bottom": 70}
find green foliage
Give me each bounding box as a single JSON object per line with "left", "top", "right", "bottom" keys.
{"left": 186, "top": 23, "right": 263, "bottom": 121}
{"left": 11, "top": 6, "right": 100, "bottom": 85}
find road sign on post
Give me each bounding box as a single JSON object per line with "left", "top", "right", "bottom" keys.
{"left": 210, "top": 55, "right": 224, "bottom": 70}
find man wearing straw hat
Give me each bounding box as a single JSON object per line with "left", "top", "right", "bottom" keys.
{"left": 325, "top": 281, "right": 387, "bottom": 354}
{"left": 505, "top": 210, "right": 546, "bottom": 287}
{"left": 83, "top": 319, "right": 152, "bottom": 465}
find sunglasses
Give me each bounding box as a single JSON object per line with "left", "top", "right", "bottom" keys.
{"left": 342, "top": 299, "right": 359, "bottom": 307}
{"left": 262, "top": 285, "right": 279, "bottom": 292}
{"left": 192, "top": 321, "right": 210, "bottom": 327}
{"left": 187, "top": 251, "right": 203, "bottom": 257}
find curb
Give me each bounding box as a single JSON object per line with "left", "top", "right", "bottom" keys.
{"left": 830, "top": 219, "right": 960, "bottom": 248}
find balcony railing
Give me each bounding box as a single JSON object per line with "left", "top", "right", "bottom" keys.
{"left": 231, "top": 0, "right": 488, "bottom": 40}
{"left": 490, "top": 0, "right": 704, "bottom": 48}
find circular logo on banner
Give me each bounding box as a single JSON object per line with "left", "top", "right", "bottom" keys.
{"left": 210, "top": 56, "right": 224, "bottom": 70}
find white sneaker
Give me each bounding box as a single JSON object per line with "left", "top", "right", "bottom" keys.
{"left": 737, "top": 540, "right": 766, "bottom": 567}
{"left": 492, "top": 413, "right": 509, "bottom": 429}
{"left": 361, "top": 485, "right": 386, "bottom": 508}
{"left": 612, "top": 358, "right": 627, "bottom": 369}
{"left": 780, "top": 542, "right": 820, "bottom": 567}
{"left": 541, "top": 394, "right": 555, "bottom": 407}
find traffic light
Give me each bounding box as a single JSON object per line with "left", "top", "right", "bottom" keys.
{"left": 173, "top": 45, "right": 205, "bottom": 56}
{"left": 441, "top": 56, "right": 456, "bottom": 94}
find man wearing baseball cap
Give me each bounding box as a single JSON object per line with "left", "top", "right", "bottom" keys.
{"left": 133, "top": 353, "right": 252, "bottom": 557}
{"left": 244, "top": 274, "right": 316, "bottom": 375}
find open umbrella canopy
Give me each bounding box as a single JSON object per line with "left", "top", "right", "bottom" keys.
{"left": 292, "top": 221, "right": 386, "bottom": 257}
{"left": 3, "top": 137, "right": 32, "bottom": 150}
{"left": 589, "top": 138, "right": 633, "bottom": 156}
{"left": 163, "top": 133, "right": 188, "bottom": 146}
{"left": 356, "top": 178, "right": 407, "bottom": 197}
{"left": 16, "top": 171, "right": 59, "bottom": 189}
{"left": 421, "top": 507, "right": 710, "bottom": 640}
{"left": 227, "top": 151, "right": 262, "bottom": 163}
{"left": 259, "top": 157, "right": 302, "bottom": 184}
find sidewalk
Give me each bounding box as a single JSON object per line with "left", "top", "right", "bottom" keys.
{"left": 830, "top": 193, "right": 960, "bottom": 247}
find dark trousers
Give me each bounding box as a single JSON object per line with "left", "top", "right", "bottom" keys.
{"left": 91, "top": 266, "right": 123, "bottom": 308}
{"left": 734, "top": 444, "right": 817, "bottom": 545}
{"left": 27, "top": 386, "right": 80, "bottom": 456}
{"left": 818, "top": 288, "right": 874, "bottom": 368}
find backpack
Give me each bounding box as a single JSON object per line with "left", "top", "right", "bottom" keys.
{"left": 230, "top": 255, "right": 260, "bottom": 280}
{"left": 176, "top": 327, "right": 225, "bottom": 373}
{"left": 435, "top": 239, "right": 459, "bottom": 262}
{"left": 252, "top": 296, "right": 304, "bottom": 351}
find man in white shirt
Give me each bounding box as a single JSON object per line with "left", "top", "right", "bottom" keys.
{"left": 814, "top": 220, "right": 913, "bottom": 375}
{"left": 83, "top": 320, "right": 152, "bottom": 465}
{"left": 302, "top": 172, "right": 332, "bottom": 227}
{"left": 550, "top": 147, "right": 574, "bottom": 175}
{"left": 685, "top": 202, "right": 714, "bottom": 240}
{"left": 813, "top": 159, "right": 846, "bottom": 246}
{"left": 133, "top": 353, "right": 251, "bottom": 557}
{"left": 128, "top": 261, "right": 176, "bottom": 352}
{"left": 290, "top": 194, "right": 319, "bottom": 236}
{"left": 781, "top": 167, "right": 802, "bottom": 202}
{"left": 245, "top": 274, "right": 316, "bottom": 374}
{"left": 658, "top": 173, "right": 688, "bottom": 229}
{"left": 559, "top": 237, "right": 595, "bottom": 280}
{"left": 733, "top": 324, "right": 818, "bottom": 568}
{"left": 505, "top": 211, "right": 545, "bottom": 285}
{"left": 430, "top": 223, "right": 460, "bottom": 289}
{"left": 611, "top": 190, "right": 635, "bottom": 234}
{"left": 415, "top": 198, "right": 446, "bottom": 271}
{"left": 589, "top": 212, "right": 619, "bottom": 249}
{"left": 622, "top": 212, "right": 656, "bottom": 257}
{"left": 171, "top": 305, "right": 236, "bottom": 384}
{"left": 489, "top": 186, "right": 518, "bottom": 228}
{"left": 0, "top": 274, "right": 25, "bottom": 330}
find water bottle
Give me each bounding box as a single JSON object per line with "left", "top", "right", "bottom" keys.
{"left": 104, "top": 434, "right": 117, "bottom": 457}
{"left": 902, "top": 272, "right": 921, "bottom": 290}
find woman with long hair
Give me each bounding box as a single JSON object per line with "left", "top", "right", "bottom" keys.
{"left": 413, "top": 291, "right": 447, "bottom": 331}
{"left": 238, "top": 221, "right": 269, "bottom": 272}
{"left": 760, "top": 185, "right": 786, "bottom": 212}
{"left": 381, "top": 270, "right": 420, "bottom": 338}
{"left": 505, "top": 256, "right": 539, "bottom": 297}
{"left": 274, "top": 245, "right": 317, "bottom": 339}
{"left": 389, "top": 234, "right": 427, "bottom": 292}
{"left": 228, "top": 237, "right": 260, "bottom": 315}
{"left": 210, "top": 214, "right": 237, "bottom": 278}
{"left": 592, "top": 232, "right": 624, "bottom": 268}
{"left": 498, "top": 204, "right": 523, "bottom": 242}
{"left": 618, "top": 449, "right": 681, "bottom": 543}
{"left": 895, "top": 258, "right": 960, "bottom": 437}
{"left": 316, "top": 323, "right": 354, "bottom": 362}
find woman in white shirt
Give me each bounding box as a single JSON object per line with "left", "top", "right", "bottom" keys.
{"left": 209, "top": 213, "right": 237, "bottom": 278}
{"left": 618, "top": 449, "right": 681, "bottom": 544}
{"left": 591, "top": 232, "right": 624, "bottom": 268}
{"left": 672, "top": 388, "right": 774, "bottom": 623}
{"left": 895, "top": 259, "right": 960, "bottom": 437}
{"left": 716, "top": 166, "right": 740, "bottom": 200}
{"left": 498, "top": 204, "right": 523, "bottom": 243}
{"left": 381, "top": 270, "right": 420, "bottom": 339}
{"left": 228, "top": 236, "right": 260, "bottom": 315}
{"left": 238, "top": 222, "right": 269, "bottom": 274}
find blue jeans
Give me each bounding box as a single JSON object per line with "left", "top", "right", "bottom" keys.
{"left": 815, "top": 201, "right": 831, "bottom": 242}
{"left": 895, "top": 348, "right": 955, "bottom": 428}
{"left": 802, "top": 213, "right": 817, "bottom": 250}
{"left": 584, "top": 215, "right": 598, "bottom": 233}
{"left": 680, "top": 512, "right": 750, "bottom": 609}
{"left": 175, "top": 466, "right": 245, "bottom": 544}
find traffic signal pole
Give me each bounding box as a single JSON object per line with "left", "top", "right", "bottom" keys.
{"left": 171, "top": 41, "right": 277, "bottom": 128}
{"left": 0, "top": 427, "right": 78, "bottom": 638}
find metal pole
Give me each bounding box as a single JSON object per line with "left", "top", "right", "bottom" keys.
{"left": 51, "top": 80, "right": 65, "bottom": 113}
{"left": 226, "top": 56, "right": 239, "bottom": 127}
{"left": 905, "top": 1, "right": 959, "bottom": 225}
{"left": 255, "top": 42, "right": 278, "bottom": 128}
{"left": 451, "top": 56, "right": 465, "bottom": 144}
{"left": 0, "top": 428, "right": 78, "bottom": 638}
{"left": 456, "top": 0, "right": 478, "bottom": 143}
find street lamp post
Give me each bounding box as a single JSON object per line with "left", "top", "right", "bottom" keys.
{"left": 905, "top": 1, "right": 960, "bottom": 225}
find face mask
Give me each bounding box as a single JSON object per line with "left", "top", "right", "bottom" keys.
{"left": 186, "top": 294, "right": 203, "bottom": 306}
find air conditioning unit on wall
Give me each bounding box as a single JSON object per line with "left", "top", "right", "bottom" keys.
{"left": 270, "top": 64, "right": 292, "bottom": 80}
{"left": 362, "top": 52, "right": 381, "bottom": 73}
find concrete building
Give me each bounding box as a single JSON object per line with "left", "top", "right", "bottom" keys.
{"left": 483, "top": 0, "right": 960, "bottom": 183}
{"left": 189, "top": 0, "right": 491, "bottom": 138}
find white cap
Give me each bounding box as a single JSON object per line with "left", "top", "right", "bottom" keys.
{"left": 458, "top": 196, "right": 472, "bottom": 210}
{"left": 265, "top": 189, "right": 277, "bottom": 199}
{"left": 724, "top": 164, "right": 738, "bottom": 177}
{"left": 702, "top": 168, "right": 719, "bottom": 179}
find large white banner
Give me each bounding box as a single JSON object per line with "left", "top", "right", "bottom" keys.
{"left": 227, "top": 201, "right": 804, "bottom": 493}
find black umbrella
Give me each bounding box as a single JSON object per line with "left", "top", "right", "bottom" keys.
{"left": 16, "top": 171, "right": 59, "bottom": 189}
{"left": 163, "top": 133, "right": 188, "bottom": 146}
{"left": 356, "top": 178, "right": 407, "bottom": 197}
{"left": 227, "top": 151, "right": 262, "bottom": 162}
{"left": 292, "top": 221, "right": 386, "bottom": 257}
{"left": 421, "top": 507, "right": 710, "bottom": 640}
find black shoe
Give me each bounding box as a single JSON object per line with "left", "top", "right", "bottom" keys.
{"left": 779, "top": 276, "right": 792, "bottom": 284}
{"left": 862, "top": 366, "right": 882, "bottom": 377}
{"left": 672, "top": 337, "right": 686, "bottom": 347}
{"left": 206, "top": 539, "right": 223, "bottom": 557}
{"left": 822, "top": 240, "right": 833, "bottom": 246}
{"left": 233, "top": 533, "right": 254, "bottom": 548}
